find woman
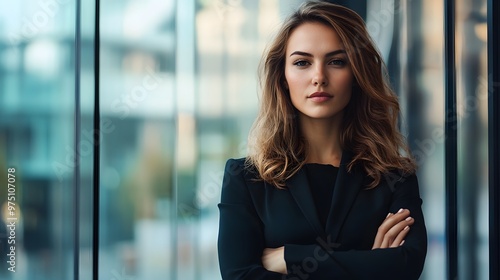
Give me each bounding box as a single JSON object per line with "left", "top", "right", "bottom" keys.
{"left": 218, "top": 1, "right": 427, "bottom": 279}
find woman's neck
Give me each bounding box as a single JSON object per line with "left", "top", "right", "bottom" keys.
{"left": 299, "top": 114, "right": 343, "bottom": 167}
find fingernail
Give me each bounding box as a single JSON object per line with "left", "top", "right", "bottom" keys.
{"left": 406, "top": 216, "right": 413, "bottom": 221}
{"left": 386, "top": 213, "right": 392, "bottom": 218}
{"left": 400, "top": 240, "right": 405, "bottom": 246}
{"left": 404, "top": 226, "right": 409, "bottom": 231}
{"left": 397, "top": 208, "right": 403, "bottom": 214}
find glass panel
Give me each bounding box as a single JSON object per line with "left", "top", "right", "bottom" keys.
{"left": 456, "top": 0, "right": 489, "bottom": 279}
{"left": 98, "top": 0, "right": 176, "bottom": 279}
{"left": 396, "top": 0, "right": 446, "bottom": 279}
{"left": 0, "top": 0, "right": 77, "bottom": 279}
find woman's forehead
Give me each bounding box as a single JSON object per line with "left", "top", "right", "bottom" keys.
{"left": 286, "top": 22, "right": 346, "bottom": 56}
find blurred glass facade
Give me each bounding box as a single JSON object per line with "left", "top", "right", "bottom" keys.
{"left": 0, "top": 0, "right": 496, "bottom": 279}
{"left": 455, "top": 0, "right": 489, "bottom": 279}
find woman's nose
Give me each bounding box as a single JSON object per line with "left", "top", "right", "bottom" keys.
{"left": 312, "top": 66, "right": 328, "bottom": 86}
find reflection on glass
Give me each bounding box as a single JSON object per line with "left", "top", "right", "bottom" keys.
{"left": 456, "top": 0, "right": 488, "bottom": 279}
{"left": 98, "top": 0, "right": 175, "bottom": 279}
{"left": 0, "top": 1, "right": 78, "bottom": 279}
{"left": 394, "top": 1, "right": 446, "bottom": 279}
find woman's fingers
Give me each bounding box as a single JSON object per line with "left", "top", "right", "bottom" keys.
{"left": 372, "top": 213, "right": 393, "bottom": 249}
{"left": 372, "top": 209, "right": 414, "bottom": 249}
{"left": 373, "top": 209, "right": 408, "bottom": 249}
{"left": 390, "top": 225, "right": 410, "bottom": 248}
{"left": 380, "top": 216, "right": 414, "bottom": 248}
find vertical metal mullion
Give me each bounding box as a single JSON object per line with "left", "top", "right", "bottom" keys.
{"left": 74, "top": 0, "right": 82, "bottom": 279}
{"left": 488, "top": 0, "right": 500, "bottom": 279}
{"left": 92, "top": 0, "right": 101, "bottom": 279}
{"left": 444, "top": 0, "right": 458, "bottom": 279}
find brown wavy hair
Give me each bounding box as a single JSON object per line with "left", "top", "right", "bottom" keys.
{"left": 246, "top": 1, "right": 416, "bottom": 188}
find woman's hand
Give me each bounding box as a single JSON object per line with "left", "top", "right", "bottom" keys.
{"left": 262, "top": 247, "right": 287, "bottom": 274}
{"left": 372, "top": 208, "right": 414, "bottom": 249}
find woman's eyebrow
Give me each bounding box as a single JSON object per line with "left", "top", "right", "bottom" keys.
{"left": 289, "top": 49, "right": 346, "bottom": 57}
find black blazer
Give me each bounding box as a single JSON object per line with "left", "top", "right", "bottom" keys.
{"left": 218, "top": 152, "right": 427, "bottom": 280}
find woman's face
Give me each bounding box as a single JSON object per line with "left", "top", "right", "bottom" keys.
{"left": 284, "top": 22, "right": 353, "bottom": 121}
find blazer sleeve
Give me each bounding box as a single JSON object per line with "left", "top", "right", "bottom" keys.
{"left": 217, "top": 159, "right": 283, "bottom": 280}
{"left": 284, "top": 174, "right": 427, "bottom": 280}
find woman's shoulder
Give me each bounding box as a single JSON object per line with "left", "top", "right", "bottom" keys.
{"left": 380, "top": 168, "right": 419, "bottom": 194}
{"left": 225, "top": 157, "right": 246, "bottom": 166}
{"left": 383, "top": 168, "right": 418, "bottom": 181}
{"left": 224, "top": 157, "right": 246, "bottom": 171}
{"left": 224, "top": 157, "right": 258, "bottom": 178}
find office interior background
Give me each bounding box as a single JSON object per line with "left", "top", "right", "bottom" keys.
{"left": 0, "top": 0, "right": 499, "bottom": 279}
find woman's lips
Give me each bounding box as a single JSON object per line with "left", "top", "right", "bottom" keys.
{"left": 308, "top": 92, "right": 332, "bottom": 102}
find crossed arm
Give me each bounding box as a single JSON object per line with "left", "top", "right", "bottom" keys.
{"left": 261, "top": 208, "right": 416, "bottom": 274}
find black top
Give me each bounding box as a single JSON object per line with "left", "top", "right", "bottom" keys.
{"left": 303, "top": 163, "right": 339, "bottom": 228}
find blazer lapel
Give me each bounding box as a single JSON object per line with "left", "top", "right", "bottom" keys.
{"left": 287, "top": 168, "right": 326, "bottom": 238}
{"left": 325, "top": 151, "right": 365, "bottom": 241}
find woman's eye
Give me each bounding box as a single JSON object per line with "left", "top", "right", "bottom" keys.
{"left": 329, "top": 59, "right": 346, "bottom": 66}
{"left": 293, "top": 60, "right": 309, "bottom": 67}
